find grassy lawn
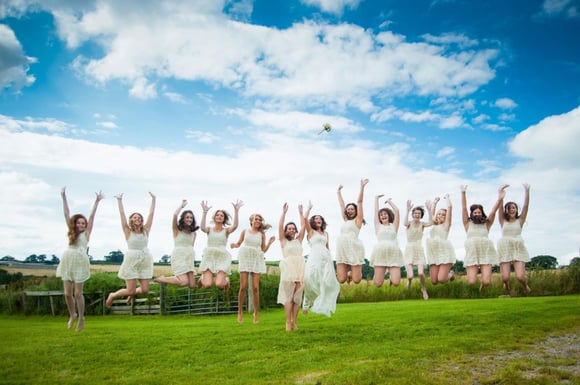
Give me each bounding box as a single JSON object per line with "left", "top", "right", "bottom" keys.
{"left": 1, "top": 295, "right": 578, "bottom": 385}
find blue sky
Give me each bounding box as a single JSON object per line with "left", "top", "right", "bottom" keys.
{"left": 1, "top": 0, "right": 579, "bottom": 266}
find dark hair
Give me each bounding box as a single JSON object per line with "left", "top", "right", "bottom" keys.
{"left": 309, "top": 215, "right": 327, "bottom": 231}
{"left": 503, "top": 202, "right": 520, "bottom": 220}
{"left": 412, "top": 206, "right": 425, "bottom": 219}
{"left": 67, "top": 214, "right": 87, "bottom": 245}
{"left": 345, "top": 203, "right": 366, "bottom": 225}
{"left": 344, "top": 203, "right": 358, "bottom": 218}
{"left": 378, "top": 208, "right": 394, "bottom": 224}
{"left": 178, "top": 210, "right": 199, "bottom": 232}
{"left": 469, "top": 204, "right": 488, "bottom": 224}
{"left": 284, "top": 222, "right": 297, "bottom": 241}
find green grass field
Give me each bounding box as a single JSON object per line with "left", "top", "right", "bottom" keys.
{"left": 1, "top": 295, "right": 578, "bottom": 385}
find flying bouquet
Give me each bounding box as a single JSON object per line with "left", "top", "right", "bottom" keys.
{"left": 318, "top": 123, "right": 332, "bottom": 135}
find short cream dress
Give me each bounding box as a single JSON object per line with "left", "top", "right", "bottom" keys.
{"left": 56, "top": 232, "right": 91, "bottom": 283}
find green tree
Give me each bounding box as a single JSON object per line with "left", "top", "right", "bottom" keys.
{"left": 526, "top": 255, "right": 558, "bottom": 270}
{"left": 24, "top": 254, "right": 39, "bottom": 263}
{"left": 159, "top": 254, "right": 170, "bottom": 264}
{"left": 1, "top": 256, "right": 15, "bottom": 262}
{"left": 568, "top": 257, "right": 580, "bottom": 268}
{"left": 104, "top": 250, "right": 124, "bottom": 263}
{"left": 453, "top": 260, "right": 466, "bottom": 274}
{"left": 50, "top": 255, "right": 60, "bottom": 264}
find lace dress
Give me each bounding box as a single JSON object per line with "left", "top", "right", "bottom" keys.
{"left": 118, "top": 232, "right": 153, "bottom": 279}
{"left": 303, "top": 232, "right": 340, "bottom": 317}
{"left": 335, "top": 220, "right": 365, "bottom": 265}
{"left": 56, "top": 232, "right": 91, "bottom": 283}
{"left": 199, "top": 228, "right": 232, "bottom": 274}
{"left": 497, "top": 221, "right": 530, "bottom": 263}
{"left": 370, "top": 224, "right": 403, "bottom": 267}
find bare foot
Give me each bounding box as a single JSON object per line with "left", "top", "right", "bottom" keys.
{"left": 292, "top": 322, "right": 298, "bottom": 330}
{"left": 237, "top": 313, "right": 243, "bottom": 324}
{"left": 525, "top": 284, "right": 531, "bottom": 294}
{"left": 448, "top": 270, "right": 455, "bottom": 282}
{"left": 421, "top": 288, "right": 429, "bottom": 300}
{"left": 253, "top": 312, "right": 259, "bottom": 324}
{"left": 105, "top": 293, "right": 114, "bottom": 308}
{"left": 302, "top": 309, "right": 308, "bottom": 316}
{"left": 75, "top": 317, "right": 85, "bottom": 332}
{"left": 286, "top": 322, "right": 292, "bottom": 331}
{"left": 126, "top": 296, "right": 133, "bottom": 305}
{"left": 406, "top": 280, "right": 411, "bottom": 290}
{"left": 67, "top": 315, "right": 77, "bottom": 329}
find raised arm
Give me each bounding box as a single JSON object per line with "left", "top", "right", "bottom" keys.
{"left": 430, "top": 197, "right": 440, "bottom": 221}
{"left": 424, "top": 199, "right": 434, "bottom": 228}
{"left": 85, "top": 190, "right": 104, "bottom": 239}
{"left": 443, "top": 194, "right": 452, "bottom": 231}
{"left": 304, "top": 201, "right": 314, "bottom": 239}
{"left": 337, "top": 184, "right": 347, "bottom": 221}
{"left": 227, "top": 199, "right": 244, "bottom": 236}
{"left": 297, "top": 203, "right": 310, "bottom": 242}
{"left": 199, "top": 200, "right": 211, "bottom": 233}
{"left": 115, "top": 193, "right": 131, "bottom": 239}
{"left": 278, "top": 203, "right": 288, "bottom": 248}
{"left": 173, "top": 199, "right": 187, "bottom": 237}
{"left": 355, "top": 178, "right": 369, "bottom": 227}
{"left": 374, "top": 194, "right": 383, "bottom": 232}
{"left": 143, "top": 192, "right": 156, "bottom": 233}
{"left": 487, "top": 185, "right": 508, "bottom": 230}
{"left": 518, "top": 183, "right": 530, "bottom": 225}
{"left": 61, "top": 187, "right": 71, "bottom": 225}
{"left": 460, "top": 185, "right": 469, "bottom": 231}
{"left": 386, "top": 198, "right": 400, "bottom": 232}
{"left": 404, "top": 200, "right": 412, "bottom": 228}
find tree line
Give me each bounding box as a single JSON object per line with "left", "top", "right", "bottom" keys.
{"left": 1, "top": 253, "right": 577, "bottom": 272}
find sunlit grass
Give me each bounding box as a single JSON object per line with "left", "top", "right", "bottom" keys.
{"left": 1, "top": 295, "right": 578, "bottom": 385}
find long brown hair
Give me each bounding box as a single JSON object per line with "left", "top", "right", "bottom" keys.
{"left": 67, "top": 214, "right": 87, "bottom": 245}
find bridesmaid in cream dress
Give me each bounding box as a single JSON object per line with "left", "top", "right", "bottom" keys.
{"left": 369, "top": 195, "right": 404, "bottom": 287}
{"left": 403, "top": 200, "right": 432, "bottom": 300}
{"left": 426, "top": 194, "right": 456, "bottom": 285}
{"left": 277, "top": 202, "right": 311, "bottom": 331}
{"left": 154, "top": 200, "right": 199, "bottom": 289}
{"left": 460, "top": 185, "right": 506, "bottom": 290}
{"left": 106, "top": 192, "right": 156, "bottom": 308}
{"left": 335, "top": 178, "right": 369, "bottom": 284}
{"left": 497, "top": 184, "right": 531, "bottom": 294}
{"left": 231, "top": 213, "right": 275, "bottom": 324}
{"left": 302, "top": 209, "right": 340, "bottom": 317}
{"left": 198, "top": 199, "right": 243, "bottom": 289}
{"left": 57, "top": 187, "right": 104, "bottom": 331}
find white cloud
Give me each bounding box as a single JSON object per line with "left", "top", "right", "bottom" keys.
{"left": 300, "top": 0, "right": 361, "bottom": 15}
{"left": 96, "top": 121, "right": 118, "bottom": 129}
{"left": 0, "top": 114, "right": 72, "bottom": 133}
{"left": 508, "top": 105, "right": 580, "bottom": 168}
{"left": 539, "top": 0, "right": 579, "bottom": 18}
{"left": 493, "top": 97, "right": 517, "bottom": 109}
{"left": 436, "top": 146, "right": 455, "bottom": 158}
{"left": 0, "top": 24, "right": 36, "bottom": 91}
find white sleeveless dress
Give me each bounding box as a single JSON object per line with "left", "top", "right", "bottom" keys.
{"left": 171, "top": 231, "right": 196, "bottom": 276}
{"left": 56, "top": 232, "right": 91, "bottom": 283}
{"left": 303, "top": 232, "right": 340, "bottom": 317}
{"left": 404, "top": 223, "right": 426, "bottom": 265}
{"left": 237, "top": 230, "right": 266, "bottom": 274}
{"left": 199, "top": 228, "right": 232, "bottom": 275}
{"left": 118, "top": 232, "right": 153, "bottom": 279}
{"left": 335, "top": 220, "right": 365, "bottom": 265}
{"left": 277, "top": 239, "right": 305, "bottom": 305}
{"left": 497, "top": 221, "right": 530, "bottom": 263}
{"left": 426, "top": 224, "right": 456, "bottom": 265}
{"left": 370, "top": 224, "right": 403, "bottom": 267}
{"left": 464, "top": 223, "right": 498, "bottom": 266}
